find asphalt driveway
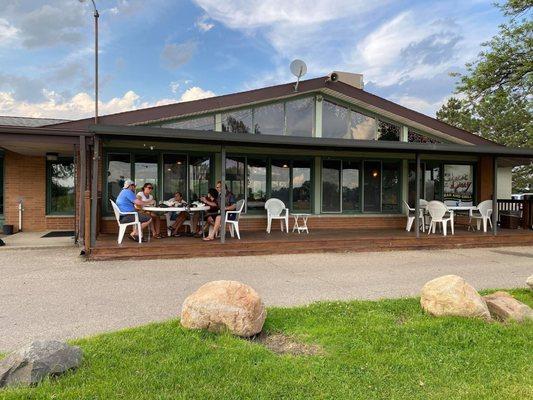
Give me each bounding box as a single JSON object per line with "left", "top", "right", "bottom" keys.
{"left": 1, "top": 246, "right": 532, "bottom": 351}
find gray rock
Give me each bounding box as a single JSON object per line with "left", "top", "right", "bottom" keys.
{"left": 527, "top": 275, "right": 533, "bottom": 290}
{"left": 0, "top": 340, "right": 82, "bottom": 388}
{"left": 483, "top": 291, "right": 533, "bottom": 323}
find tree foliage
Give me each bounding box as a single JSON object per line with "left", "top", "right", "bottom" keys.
{"left": 437, "top": 0, "right": 533, "bottom": 192}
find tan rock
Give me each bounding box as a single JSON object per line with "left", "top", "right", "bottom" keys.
{"left": 483, "top": 291, "right": 533, "bottom": 322}
{"left": 181, "top": 280, "right": 266, "bottom": 337}
{"left": 527, "top": 275, "right": 533, "bottom": 290}
{"left": 420, "top": 275, "right": 491, "bottom": 320}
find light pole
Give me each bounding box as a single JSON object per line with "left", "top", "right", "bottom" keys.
{"left": 79, "top": 0, "right": 99, "bottom": 124}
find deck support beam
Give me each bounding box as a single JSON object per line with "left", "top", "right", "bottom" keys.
{"left": 79, "top": 135, "right": 86, "bottom": 253}
{"left": 220, "top": 146, "right": 226, "bottom": 244}
{"left": 90, "top": 135, "right": 100, "bottom": 248}
{"left": 492, "top": 156, "right": 498, "bottom": 235}
{"left": 415, "top": 152, "right": 421, "bottom": 238}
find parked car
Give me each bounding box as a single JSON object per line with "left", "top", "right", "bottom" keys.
{"left": 511, "top": 193, "right": 533, "bottom": 200}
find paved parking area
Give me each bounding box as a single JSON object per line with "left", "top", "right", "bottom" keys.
{"left": 1, "top": 246, "right": 532, "bottom": 351}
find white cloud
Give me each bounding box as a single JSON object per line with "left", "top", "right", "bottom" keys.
{"left": 196, "top": 14, "right": 215, "bottom": 32}
{"left": 161, "top": 40, "right": 198, "bottom": 70}
{"left": 179, "top": 86, "right": 215, "bottom": 102}
{"left": 392, "top": 95, "right": 450, "bottom": 117}
{"left": 169, "top": 81, "right": 180, "bottom": 94}
{"left": 0, "top": 18, "right": 18, "bottom": 44}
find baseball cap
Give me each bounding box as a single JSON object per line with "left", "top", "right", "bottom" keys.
{"left": 123, "top": 179, "right": 136, "bottom": 188}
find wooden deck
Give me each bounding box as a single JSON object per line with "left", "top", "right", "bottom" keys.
{"left": 89, "top": 227, "right": 533, "bottom": 261}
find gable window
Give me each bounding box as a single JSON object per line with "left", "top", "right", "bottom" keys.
{"left": 160, "top": 115, "right": 215, "bottom": 130}
{"left": 350, "top": 111, "right": 377, "bottom": 140}
{"left": 408, "top": 129, "right": 441, "bottom": 143}
{"left": 254, "top": 103, "right": 284, "bottom": 135}
{"left": 47, "top": 158, "right": 75, "bottom": 215}
{"left": 377, "top": 121, "right": 400, "bottom": 141}
{"left": 285, "top": 97, "right": 314, "bottom": 137}
{"left": 322, "top": 101, "right": 349, "bottom": 139}
{"left": 222, "top": 109, "right": 252, "bottom": 133}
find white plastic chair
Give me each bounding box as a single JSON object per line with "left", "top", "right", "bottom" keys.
{"left": 265, "top": 198, "right": 289, "bottom": 233}
{"left": 471, "top": 200, "right": 493, "bottom": 232}
{"left": 110, "top": 200, "right": 142, "bottom": 243}
{"left": 427, "top": 200, "right": 454, "bottom": 236}
{"left": 403, "top": 201, "right": 425, "bottom": 232}
{"left": 225, "top": 199, "right": 245, "bottom": 239}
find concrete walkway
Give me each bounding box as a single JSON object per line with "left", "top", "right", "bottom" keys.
{"left": 1, "top": 246, "right": 532, "bottom": 351}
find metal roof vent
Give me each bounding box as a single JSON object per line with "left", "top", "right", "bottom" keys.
{"left": 326, "top": 71, "right": 364, "bottom": 89}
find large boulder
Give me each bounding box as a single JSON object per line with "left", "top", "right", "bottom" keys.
{"left": 527, "top": 275, "right": 533, "bottom": 290}
{"left": 420, "top": 275, "right": 491, "bottom": 320}
{"left": 483, "top": 291, "right": 533, "bottom": 322}
{"left": 181, "top": 280, "right": 266, "bottom": 337}
{"left": 0, "top": 340, "right": 82, "bottom": 388}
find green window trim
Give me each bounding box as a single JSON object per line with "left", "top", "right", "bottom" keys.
{"left": 46, "top": 157, "right": 76, "bottom": 216}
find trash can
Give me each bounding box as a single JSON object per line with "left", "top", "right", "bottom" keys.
{"left": 2, "top": 224, "right": 13, "bottom": 235}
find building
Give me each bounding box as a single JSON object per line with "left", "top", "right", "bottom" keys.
{"left": 0, "top": 73, "right": 532, "bottom": 255}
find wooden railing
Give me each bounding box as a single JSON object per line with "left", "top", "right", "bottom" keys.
{"left": 497, "top": 199, "right": 533, "bottom": 229}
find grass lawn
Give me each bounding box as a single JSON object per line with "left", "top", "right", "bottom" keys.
{"left": 1, "top": 289, "right": 532, "bottom": 400}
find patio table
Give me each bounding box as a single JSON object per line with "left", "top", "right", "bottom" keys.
{"left": 291, "top": 213, "right": 310, "bottom": 234}
{"left": 143, "top": 205, "right": 211, "bottom": 238}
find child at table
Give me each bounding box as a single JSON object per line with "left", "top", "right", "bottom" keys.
{"left": 168, "top": 192, "right": 190, "bottom": 237}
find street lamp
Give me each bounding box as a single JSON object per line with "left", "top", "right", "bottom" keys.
{"left": 79, "top": 0, "right": 99, "bottom": 124}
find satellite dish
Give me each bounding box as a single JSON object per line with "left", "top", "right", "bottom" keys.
{"left": 290, "top": 59, "right": 307, "bottom": 92}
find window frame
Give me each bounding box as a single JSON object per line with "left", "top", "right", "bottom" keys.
{"left": 46, "top": 156, "right": 76, "bottom": 216}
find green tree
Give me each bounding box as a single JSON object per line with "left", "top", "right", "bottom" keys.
{"left": 437, "top": 0, "right": 533, "bottom": 192}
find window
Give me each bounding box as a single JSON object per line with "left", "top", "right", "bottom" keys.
{"left": 222, "top": 109, "right": 253, "bottom": 133}
{"left": 377, "top": 121, "right": 400, "bottom": 141}
{"left": 106, "top": 153, "right": 131, "bottom": 210}
{"left": 350, "top": 111, "right": 377, "bottom": 140}
{"left": 254, "top": 103, "right": 284, "bottom": 135}
{"left": 226, "top": 157, "right": 245, "bottom": 201}
{"left": 247, "top": 158, "right": 267, "bottom": 211}
{"left": 163, "top": 154, "right": 187, "bottom": 201}
{"left": 271, "top": 159, "right": 291, "bottom": 205}
{"left": 342, "top": 161, "right": 360, "bottom": 211}
{"left": 134, "top": 154, "right": 158, "bottom": 195}
{"left": 322, "top": 101, "right": 349, "bottom": 139}
{"left": 189, "top": 155, "right": 211, "bottom": 202}
{"left": 322, "top": 160, "right": 341, "bottom": 212}
{"left": 444, "top": 164, "right": 474, "bottom": 203}
{"left": 286, "top": 97, "right": 314, "bottom": 137}
{"left": 363, "top": 161, "right": 381, "bottom": 212}
{"left": 408, "top": 130, "right": 440, "bottom": 143}
{"left": 47, "top": 158, "right": 75, "bottom": 215}
{"left": 161, "top": 115, "right": 215, "bottom": 130}
{"left": 382, "top": 162, "right": 401, "bottom": 212}
{"left": 292, "top": 160, "right": 312, "bottom": 212}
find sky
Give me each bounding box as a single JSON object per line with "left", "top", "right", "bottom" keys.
{"left": 0, "top": 0, "right": 506, "bottom": 120}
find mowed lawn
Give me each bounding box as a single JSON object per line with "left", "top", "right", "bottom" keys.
{"left": 1, "top": 290, "right": 532, "bottom": 400}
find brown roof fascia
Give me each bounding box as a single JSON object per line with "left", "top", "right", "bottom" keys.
{"left": 47, "top": 76, "right": 497, "bottom": 146}
{"left": 0, "top": 124, "right": 93, "bottom": 136}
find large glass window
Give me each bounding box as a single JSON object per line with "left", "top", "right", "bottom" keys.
{"left": 286, "top": 97, "right": 314, "bottom": 137}
{"left": 134, "top": 154, "right": 158, "bottom": 197}
{"left": 189, "top": 156, "right": 211, "bottom": 201}
{"left": 444, "top": 164, "right": 474, "bottom": 203}
{"left": 349, "top": 111, "right": 377, "bottom": 140}
{"left": 364, "top": 161, "right": 382, "bottom": 212}
{"left": 322, "top": 101, "right": 349, "bottom": 139}
{"left": 247, "top": 158, "right": 267, "bottom": 212}
{"left": 382, "top": 162, "right": 400, "bottom": 212}
{"left": 222, "top": 109, "right": 252, "bottom": 133}
{"left": 322, "top": 160, "right": 341, "bottom": 212}
{"left": 161, "top": 115, "right": 215, "bottom": 130}
{"left": 107, "top": 153, "right": 131, "bottom": 208}
{"left": 47, "top": 158, "right": 75, "bottom": 215}
{"left": 408, "top": 129, "right": 440, "bottom": 143}
{"left": 292, "top": 160, "right": 312, "bottom": 212}
{"left": 253, "top": 103, "right": 284, "bottom": 135}
{"left": 271, "top": 159, "right": 291, "bottom": 205}
{"left": 377, "top": 121, "right": 400, "bottom": 141}
{"left": 163, "top": 154, "right": 187, "bottom": 201}
{"left": 226, "top": 157, "right": 245, "bottom": 201}
{"left": 342, "top": 161, "right": 360, "bottom": 211}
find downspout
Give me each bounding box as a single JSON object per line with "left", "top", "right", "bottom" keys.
{"left": 18, "top": 200, "right": 24, "bottom": 232}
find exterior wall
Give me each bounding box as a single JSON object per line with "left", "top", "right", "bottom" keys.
{"left": 477, "top": 156, "right": 494, "bottom": 202}
{"left": 497, "top": 167, "right": 513, "bottom": 199}
{"left": 3, "top": 150, "right": 74, "bottom": 232}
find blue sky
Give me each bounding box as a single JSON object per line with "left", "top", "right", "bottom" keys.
{"left": 0, "top": 0, "right": 505, "bottom": 119}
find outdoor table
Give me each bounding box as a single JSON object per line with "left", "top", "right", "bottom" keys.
{"left": 291, "top": 213, "right": 310, "bottom": 234}
{"left": 447, "top": 206, "right": 477, "bottom": 231}
{"left": 143, "top": 205, "right": 211, "bottom": 238}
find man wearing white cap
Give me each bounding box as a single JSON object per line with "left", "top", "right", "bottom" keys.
{"left": 115, "top": 179, "right": 152, "bottom": 242}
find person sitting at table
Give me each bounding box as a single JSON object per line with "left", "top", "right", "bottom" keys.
{"left": 167, "top": 191, "right": 190, "bottom": 237}
{"left": 115, "top": 179, "right": 151, "bottom": 242}
{"left": 136, "top": 183, "right": 162, "bottom": 239}
{"left": 203, "top": 181, "right": 237, "bottom": 241}
{"left": 191, "top": 188, "right": 219, "bottom": 238}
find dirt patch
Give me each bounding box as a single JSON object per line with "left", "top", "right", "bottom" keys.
{"left": 252, "top": 332, "right": 324, "bottom": 356}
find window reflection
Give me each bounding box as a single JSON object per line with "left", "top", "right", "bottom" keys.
{"left": 254, "top": 103, "right": 284, "bottom": 135}
{"left": 292, "top": 160, "right": 311, "bottom": 212}
{"left": 286, "top": 97, "right": 314, "bottom": 137}
{"left": 107, "top": 153, "right": 131, "bottom": 208}
{"left": 49, "top": 159, "right": 75, "bottom": 214}
{"left": 222, "top": 109, "right": 252, "bottom": 133}
{"left": 163, "top": 154, "right": 187, "bottom": 201}
{"left": 377, "top": 121, "right": 400, "bottom": 141}
{"left": 189, "top": 156, "right": 211, "bottom": 201}
{"left": 364, "top": 161, "right": 381, "bottom": 212}
{"left": 322, "top": 101, "right": 349, "bottom": 139}
{"left": 162, "top": 116, "right": 215, "bottom": 130}
{"left": 382, "top": 162, "right": 400, "bottom": 212}
{"left": 226, "top": 157, "right": 245, "bottom": 201}
{"left": 342, "top": 161, "right": 360, "bottom": 211}
{"left": 271, "top": 159, "right": 290, "bottom": 205}
{"left": 134, "top": 154, "right": 158, "bottom": 197}
{"left": 350, "top": 111, "right": 377, "bottom": 140}
{"left": 322, "top": 160, "right": 341, "bottom": 212}
{"left": 408, "top": 130, "right": 440, "bottom": 143}
{"left": 247, "top": 158, "right": 267, "bottom": 212}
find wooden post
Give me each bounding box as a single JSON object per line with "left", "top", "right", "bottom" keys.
{"left": 90, "top": 136, "right": 99, "bottom": 247}
{"left": 79, "top": 135, "right": 86, "bottom": 251}
{"left": 220, "top": 146, "right": 226, "bottom": 244}
{"left": 492, "top": 156, "right": 498, "bottom": 235}
{"left": 415, "top": 152, "right": 421, "bottom": 238}
{"left": 84, "top": 190, "right": 91, "bottom": 254}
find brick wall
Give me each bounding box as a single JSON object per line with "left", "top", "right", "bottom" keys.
{"left": 4, "top": 150, "right": 74, "bottom": 232}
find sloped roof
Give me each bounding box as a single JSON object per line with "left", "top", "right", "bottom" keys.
{"left": 47, "top": 77, "right": 497, "bottom": 146}
{"left": 0, "top": 115, "right": 70, "bottom": 127}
